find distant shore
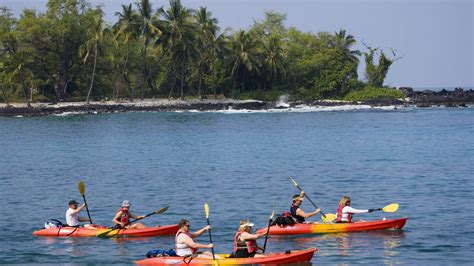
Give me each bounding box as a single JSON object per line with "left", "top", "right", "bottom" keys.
{"left": 0, "top": 88, "right": 473, "bottom": 117}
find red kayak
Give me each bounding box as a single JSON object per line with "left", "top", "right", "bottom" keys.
{"left": 256, "top": 218, "right": 407, "bottom": 235}
{"left": 32, "top": 224, "right": 179, "bottom": 237}
{"left": 136, "top": 248, "right": 317, "bottom": 265}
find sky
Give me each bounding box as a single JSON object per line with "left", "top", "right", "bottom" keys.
{"left": 1, "top": 0, "right": 473, "bottom": 89}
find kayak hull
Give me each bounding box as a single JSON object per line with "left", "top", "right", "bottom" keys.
{"left": 136, "top": 248, "right": 317, "bottom": 265}
{"left": 32, "top": 224, "right": 179, "bottom": 237}
{"left": 256, "top": 218, "right": 408, "bottom": 235}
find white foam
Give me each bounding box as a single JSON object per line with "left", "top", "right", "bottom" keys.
{"left": 205, "top": 104, "right": 408, "bottom": 114}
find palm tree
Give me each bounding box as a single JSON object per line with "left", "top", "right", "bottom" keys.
{"left": 160, "top": 0, "right": 197, "bottom": 99}
{"left": 262, "top": 34, "right": 286, "bottom": 90}
{"left": 194, "top": 7, "right": 219, "bottom": 99}
{"left": 334, "top": 29, "right": 361, "bottom": 63}
{"left": 136, "top": 0, "right": 162, "bottom": 100}
{"left": 229, "top": 30, "right": 261, "bottom": 95}
{"left": 81, "top": 8, "right": 106, "bottom": 104}
{"left": 114, "top": 4, "right": 139, "bottom": 101}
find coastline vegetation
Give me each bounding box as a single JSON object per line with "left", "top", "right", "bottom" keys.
{"left": 0, "top": 0, "right": 404, "bottom": 106}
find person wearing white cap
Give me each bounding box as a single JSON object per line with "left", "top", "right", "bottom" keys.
{"left": 233, "top": 220, "right": 267, "bottom": 258}
{"left": 290, "top": 191, "right": 320, "bottom": 223}
{"left": 65, "top": 199, "right": 93, "bottom": 228}
{"left": 112, "top": 200, "right": 146, "bottom": 229}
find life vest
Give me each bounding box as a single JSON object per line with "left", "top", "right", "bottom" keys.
{"left": 175, "top": 230, "right": 197, "bottom": 256}
{"left": 290, "top": 204, "right": 305, "bottom": 223}
{"left": 336, "top": 204, "right": 352, "bottom": 223}
{"left": 117, "top": 208, "right": 130, "bottom": 224}
{"left": 233, "top": 231, "right": 258, "bottom": 254}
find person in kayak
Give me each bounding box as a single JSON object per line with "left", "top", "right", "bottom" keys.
{"left": 65, "top": 200, "right": 93, "bottom": 228}
{"left": 233, "top": 220, "right": 267, "bottom": 258}
{"left": 175, "top": 219, "right": 215, "bottom": 258}
{"left": 336, "top": 196, "right": 381, "bottom": 223}
{"left": 291, "top": 191, "right": 321, "bottom": 223}
{"left": 113, "top": 200, "right": 146, "bottom": 229}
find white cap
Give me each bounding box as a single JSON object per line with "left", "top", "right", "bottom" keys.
{"left": 240, "top": 222, "right": 254, "bottom": 228}
{"left": 122, "top": 200, "right": 131, "bottom": 207}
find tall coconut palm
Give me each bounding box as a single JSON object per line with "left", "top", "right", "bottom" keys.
{"left": 194, "top": 7, "right": 219, "bottom": 99}
{"left": 114, "top": 4, "right": 139, "bottom": 101}
{"left": 160, "top": 0, "right": 197, "bottom": 99}
{"left": 136, "top": 0, "right": 162, "bottom": 100}
{"left": 334, "top": 29, "right": 361, "bottom": 63}
{"left": 262, "top": 34, "right": 286, "bottom": 90}
{"left": 229, "top": 30, "right": 261, "bottom": 94}
{"left": 80, "top": 8, "right": 106, "bottom": 104}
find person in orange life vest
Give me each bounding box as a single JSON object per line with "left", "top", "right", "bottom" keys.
{"left": 112, "top": 200, "right": 146, "bottom": 229}
{"left": 233, "top": 220, "right": 267, "bottom": 258}
{"left": 290, "top": 191, "right": 321, "bottom": 223}
{"left": 335, "top": 196, "right": 381, "bottom": 223}
{"left": 175, "top": 219, "right": 215, "bottom": 258}
{"left": 65, "top": 200, "right": 94, "bottom": 228}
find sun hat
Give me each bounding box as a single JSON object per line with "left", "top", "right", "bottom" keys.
{"left": 122, "top": 200, "right": 131, "bottom": 207}
{"left": 239, "top": 220, "right": 254, "bottom": 228}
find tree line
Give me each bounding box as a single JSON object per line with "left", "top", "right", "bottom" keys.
{"left": 0, "top": 0, "right": 403, "bottom": 106}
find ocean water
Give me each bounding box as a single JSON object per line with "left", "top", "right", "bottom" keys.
{"left": 0, "top": 106, "right": 473, "bottom": 265}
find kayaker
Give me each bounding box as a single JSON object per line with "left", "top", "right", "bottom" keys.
{"left": 113, "top": 200, "right": 146, "bottom": 229}
{"left": 336, "top": 196, "right": 380, "bottom": 223}
{"left": 290, "top": 191, "right": 321, "bottom": 223}
{"left": 65, "top": 200, "right": 93, "bottom": 228}
{"left": 233, "top": 220, "right": 267, "bottom": 258}
{"left": 175, "top": 219, "right": 214, "bottom": 258}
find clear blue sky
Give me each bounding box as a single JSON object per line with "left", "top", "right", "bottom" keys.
{"left": 2, "top": 0, "right": 473, "bottom": 89}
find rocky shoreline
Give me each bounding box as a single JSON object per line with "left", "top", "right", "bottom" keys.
{"left": 0, "top": 88, "right": 473, "bottom": 117}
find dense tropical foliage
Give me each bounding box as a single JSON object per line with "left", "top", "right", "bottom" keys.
{"left": 0, "top": 0, "right": 403, "bottom": 104}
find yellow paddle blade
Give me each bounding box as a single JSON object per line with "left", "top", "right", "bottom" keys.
{"left": 269, "top": 210, "right": 276, "bottom": 220}
{"left": 78, "top": 181, "right": 85, "bottom": 195}
{"left": 155, "top": 206, "right": 169, "bottom": 215}
{"left": 383, "top": 203, "right": 399, "bottom": 212}
{"left": 204, "top": 203, "right": 210, "bottom": 219}
{"left": 322, "top": 213, "right": 337, "bottom": 223}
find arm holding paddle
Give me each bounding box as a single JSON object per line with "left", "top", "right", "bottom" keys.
{"left": 189, "top": 225, "right": 211, "bottom": 238}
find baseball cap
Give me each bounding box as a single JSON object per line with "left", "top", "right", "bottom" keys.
{"left": 68, "top": 200, "right": 79, "bottom": 205}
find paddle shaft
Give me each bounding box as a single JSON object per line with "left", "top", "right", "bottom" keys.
{"left": 81, "top": 195, "right": 93, "bottom": 224}
{"left": 206, "top": 217, "right": 216, "bottom": 260}
{"left": 262, "top": 218, "right": 272, "bottom": 253}
{"left": 293, "top": 183, "right": 328, "bottom": 219}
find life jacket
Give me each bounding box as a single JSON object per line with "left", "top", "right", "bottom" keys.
{"left": 233, "top": 231, "right": 258, "bottom": 254}
{"left": 336, "top": 204, "right": 352, "bottom": 223}
{"left": 175, "top": 230, "right": 197, "bottom": 256}
{"left": 117, "top": 208, "right": 130, "bottom": 224}
{"left": 290, "top": 204, "right": 305, "bottom": 223}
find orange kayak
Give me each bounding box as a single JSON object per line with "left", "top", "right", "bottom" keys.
{"left": 136, "top": 248, "right": 317, "bottom": 265}
{"left": 256, "top": 218, "right": 407, "bottom": 235}
{"left": 32, "top": 224, "right": 179, "bottom": 237}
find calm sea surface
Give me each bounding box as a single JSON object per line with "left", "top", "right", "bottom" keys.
{"left": 0, "top": 107, "right": 473, "bottom": 265}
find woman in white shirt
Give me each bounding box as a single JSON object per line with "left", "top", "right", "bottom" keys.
{"left": 175, "top": 219, "right": 214, "bottom": 258}
{"left": 335, "top": 196, "right": 381, "bottom": 223}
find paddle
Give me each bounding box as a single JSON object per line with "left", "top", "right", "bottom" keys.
{"left": 288, "top": 176, "right": 329, "bottom": 220}
{"left": 262, "top": 207, "right": 276, "bottom": 253}
{"left": 324, "top": 203, "right": 400, "bottom": 222}
{"left": 77, "top": 181, "right": 93, "bottom": 224}
{"left": 204, "top": 202, "right": 216, "bottom": 260}
{"left": 96, "top": 206, "right": 169, "bottom": 237}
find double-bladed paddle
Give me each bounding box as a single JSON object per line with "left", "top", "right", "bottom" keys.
{"left": 262, "top": 205, "right": 276, "bottom": 253}
{"left": 77, "top": 181, "right": 93, "bottom": 224}
{"left": 289, "top": 176, "right": 329, "bottom": 220}
{"left": 204, "top": 203, "right": 216, "bottom": 260}
{"left": 323, "top": 203, "right": 400, "bottom": 222}
{"left": 96, "top": 206, "right": 169, "bottom": 237}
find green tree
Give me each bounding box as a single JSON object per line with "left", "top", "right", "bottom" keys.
{"left": 334, "top": 29, "right": 361, "bottom": 63}
{"left": 80, "top": 7, "right": 107, "bottom": 104}
{"left": 114, "top": 4, "right": 139, "bottom": 101}
{"left": 161, "top": 0, "right": 197, "bottom": 99}
{"left": 364, "top": 46, "right": 394, "bottom": 87}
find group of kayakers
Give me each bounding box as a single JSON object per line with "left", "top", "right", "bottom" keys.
{"left": 66, "top": 199, "right": 146, "bottom": 229}
{"left": 66, "top": 193, "right": 378, "bottom": 258}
